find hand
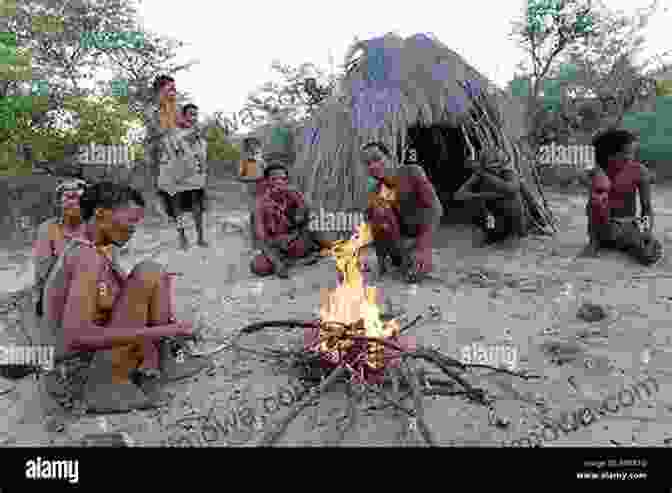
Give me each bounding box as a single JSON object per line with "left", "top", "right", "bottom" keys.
{"left": 414, "top": 249, "right": 432, "bottom": 273}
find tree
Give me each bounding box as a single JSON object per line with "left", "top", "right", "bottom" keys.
{"left": 510, "top": 0, "right": 597, "bottom": 147}
{"left": 203, "top": 123, "right": 240, "bottom": 162}
{"left": 217, "top": 60, "right": 337, "bottom": 134}
{"left": 559, "top": 0, "right": 666, "bottom": 127}
{"left": 2, "top": 0, "right": 196, "bottom": 174}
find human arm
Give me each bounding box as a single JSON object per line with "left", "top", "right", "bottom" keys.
{"left": 287, "top": 190, "right": 310, "bottom": 228}
{"left": 238, "top": 160, "right": 263, "bottom": 182}
{"left": 254, "top": 197, "right": 270, "bottom": 243}
{"left": 58, "top": 248, "right": 191, "bottom": 352}
{"left": 401, "top": 165, "right": 443, "bottom": 224}
{"left": 638, "top": 164, "right": 654, "bottom": 231}
{"left": 32, "top": 220, "right": 59, "bottom": 286}
{"left": 475, "top": 168, "right": 520, "bottom": 197}
{"left": 583, "top": 171, "right": 610, "bottom": 254}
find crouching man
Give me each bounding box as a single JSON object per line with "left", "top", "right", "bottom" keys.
{"left": 362, "top": 142, "right": 443, "bottom": 283}
{"left": 454, "top": 148, "right": 526, "bottom": 246}
{"left": 251, "top": 164, "right": 319, "bottom": 279}
{"left": 583, "top": 129, "right": 662, "bottom": 265}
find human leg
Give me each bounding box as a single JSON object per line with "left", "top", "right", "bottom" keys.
{"left": 190, "top": 189, "right": 208, "bottom": 247}
{"left": 80, "top": 260, "right": 187, "bottom": 411}
{"left": 159, "top": 190, "right": 189, "bottom": 250}
{"left": 602, "top": 220, "right": 663, "bottom": 266}
{"left": 368, "top": 206, "right": 403, "bottom": 275}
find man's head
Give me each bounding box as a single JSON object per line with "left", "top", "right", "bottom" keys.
{"left": 80, "top": 182, "right": 146, "bottom": 247}
{"left": 264, "top": 163, "right": 289, "bottom": 191}
{"left": 592, "top": 129, "right": 639, "bottom": 170}
{"left": 361, "top": 142, "right": 391, "bottom": 179}
{"left": 182, "top": 104, "right": 198, "bottom": 127}
{"left": 56, "top": 179, "right": 88, "bottom": 219}
{"left": 243, "top": 137, "right": 262, "bottom": 158}
{"left": 153, "top": 75, "right": 176, "bottom": 100}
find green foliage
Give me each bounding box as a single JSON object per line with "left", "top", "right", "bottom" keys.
{"left": 622, "top": 97, "right": 672, "bottom": 162}
{"left": 63, "top": 96, "right": 137, "bottom": 145}
{"left": 205, "top": 125, "right": 240, "bottom": 162}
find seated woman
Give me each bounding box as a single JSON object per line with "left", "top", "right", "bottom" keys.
{"left": 583, "top": 129, "right": 662, "bottom": 265}
{"left": 33, "top": 179, "right": 89, "bottom": 319}
{"left": 42, "top": 182, "right": 209, "bottom": 412}
{"left": 362, "top": 142, "right": 443, "bottom": 283}
{"left": 251, "top": 164, "right": 318, "bottom": 279}
{"left": 453, "top": 149, "right": 526, "bottom": 246}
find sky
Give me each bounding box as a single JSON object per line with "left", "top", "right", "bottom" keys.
{"left": 134, "top": 0, "right": 670, "bottom": 123}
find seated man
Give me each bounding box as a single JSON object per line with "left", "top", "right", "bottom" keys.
{"left": 42, "top": 182, "right": 209, "bottom": 413}
{"left": 251, "top": 164, "right": 318, "bottom": 279}
{"left": 453, "top": 149, "right": 526, "bottom": 246}
{"left": 362, "top": 142, "right": 443, "bottom": 283}
{"left": 583, "top": 129, "right": 662, "bottom": 265}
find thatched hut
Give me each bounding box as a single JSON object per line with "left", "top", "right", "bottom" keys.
{"left": 293, "top": 33, "right": 555, "bottom": 239}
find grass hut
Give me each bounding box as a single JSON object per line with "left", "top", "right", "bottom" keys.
{"left": 293, "top": 33, "right": 556, "bottom": 240}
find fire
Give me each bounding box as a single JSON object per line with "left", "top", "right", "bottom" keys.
{"left": 316, "top": 222, "right": 400, "bottom": 372}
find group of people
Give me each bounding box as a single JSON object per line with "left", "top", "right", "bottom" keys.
{"left": 239, "top": 137, "right": 527, "bottom": 283}
{"left": 27, "top": 72, "right": 662, "bottom": 414}
{"left": 238, "top": 126, "right": 663, "bottom": 285}
{"left": 27, "top": 73, "right": 217, "bottom": 412}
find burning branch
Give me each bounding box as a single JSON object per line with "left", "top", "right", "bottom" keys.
{"left": 228, "top": 222, "right": 541, "bottom": 446}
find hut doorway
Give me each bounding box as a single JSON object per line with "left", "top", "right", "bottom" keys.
{"left": 404, "top": 124, "right": 480, "bottom": 224}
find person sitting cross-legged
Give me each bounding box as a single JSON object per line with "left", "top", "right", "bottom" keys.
{"left": 42, "top": 182, "right": 210, "bottom": 413}
{"left": 582, "top": 129, "right": 663, "bottom": 265}
{"left": 250, "top": 164, "right": 319, "bottom": 279}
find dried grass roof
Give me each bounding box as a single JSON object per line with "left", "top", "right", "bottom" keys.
{"left": 292, "top": 33, "right": 555, "bottom": 233}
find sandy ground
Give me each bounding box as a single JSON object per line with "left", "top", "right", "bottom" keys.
{"left": 1, "top": 178, "right": 672, "bottom": 447}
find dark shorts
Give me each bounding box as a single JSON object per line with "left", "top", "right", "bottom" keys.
{"left": 158, "top": 189, "right": 205, "bottom": 218}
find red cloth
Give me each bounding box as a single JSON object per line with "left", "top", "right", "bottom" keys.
{"left": 606, "top": 160, "right": 641, "bottom": 210}
{"left": 590, "top": 172, "right": 611, "bottom": 226}
{"left": 590, "top": 160, "right": 643, "bottom": 226}
{"left": 255, "top": 187, "right": 306, "bottom": 242}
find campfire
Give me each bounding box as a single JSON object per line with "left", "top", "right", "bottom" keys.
{"left": 313, "top": 222, "right": 401, "bottom": 380}
{"left": 230, "top": 222, "right": 540, "bottom": 446}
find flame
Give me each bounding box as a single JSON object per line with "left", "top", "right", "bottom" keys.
{"left": 317, "top": 222, "right": 400, "bottom": 370}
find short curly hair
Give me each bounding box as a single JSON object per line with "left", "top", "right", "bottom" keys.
{"left": 152, "top": 74, "right": 175, "bottom": 94}
{"left": 592, "top": 128, "right": 638, "bottom": 170}
{"left": 79, "top": 182, "right": 145, "bottom": 221}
